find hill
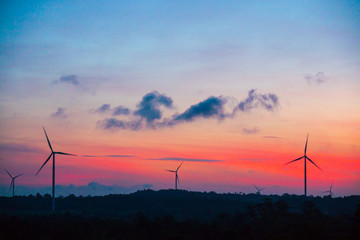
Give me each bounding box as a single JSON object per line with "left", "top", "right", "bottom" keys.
{"left": 1, "top": 190, "right": 359, "bottom": 239}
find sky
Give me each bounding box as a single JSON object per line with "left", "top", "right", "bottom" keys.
{"left": 0, "top": 0, "right": 359, "bottom": 197}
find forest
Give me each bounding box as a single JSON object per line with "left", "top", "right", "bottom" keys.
{"left": 1, "top": 190, "right": 359, "bottom": 239}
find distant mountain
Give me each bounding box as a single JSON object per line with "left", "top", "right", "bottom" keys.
{"left": 0, "top": 182, "right": 152, "bottom": 197}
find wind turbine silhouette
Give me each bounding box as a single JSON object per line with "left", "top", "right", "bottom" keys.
{"left": 36, "top": 127, "right": 75, "bottom": 211}
{"left": 165, "top": 162, "right": 183, "bottom": 190}
{"left": 323, "top": 184, "right": 334, "bottom": 197}
{"left": 284, "top": 134, "right": 321, "bottom": 196}
{"left": 5, "top": 169, "right": 23, "bottom": 197}
{"left": 254, "top": 185, "right": 265, "bottom": 195}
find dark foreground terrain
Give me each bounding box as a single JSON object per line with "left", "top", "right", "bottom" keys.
{"left": 1, "top": 190, "right": 359, "bottom": 239}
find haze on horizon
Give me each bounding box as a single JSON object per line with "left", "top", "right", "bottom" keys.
{"left": 0, "top": 1, "right": 359, "bottom": 197}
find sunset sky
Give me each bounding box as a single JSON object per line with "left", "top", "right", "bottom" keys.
{"left": 0, "top": 0, "right": 359, "bottom": 196}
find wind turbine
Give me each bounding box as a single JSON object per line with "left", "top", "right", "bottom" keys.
{"left": 323, "top": 184, "right": 334, "bottom": 197}
{"left": 254, "top": 185, "right": 265, "bottom": 195}
{"left": 284, "top": 134, "right": 321, "bottom": 196}
{"left": 36, "top": 127, "right": 75, "bottom": 211}
{"left": 5, "top": 169, "right": 23, "bottom": 197}
{"left": 165, "top": 162, "right": 183, "bottom": 190}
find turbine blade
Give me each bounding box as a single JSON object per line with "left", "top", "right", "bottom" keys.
{"left": 284, "top": 156, "right": 304, "bottom": 165}
{"left": 165, "top": 170, "right": 175, "bottom": 172}
{"left": 330, "top": 183, "right": 333, "bottom": 191}
{"left": 9, "top": 180, "right": 13, "bottom": 192}
{"left": 306, "top": 157, "right": 321, "bottom": 170}
{"left": 43, "top": 127, "right": 53, "bottom": 152}
{"left": 14, "top": 174, "right": 23, "bottom": 179}
{"left": 304, "top": 134, "right": 309, "bottom": 155}
{"left": 254, "top": 185, "right": 259, "bottom": 191}
{"left": 176, "top": 162, "right": 184, "bottom": 171}
{"left": 55, "top": 152, "right": 76, "bottom": 156}
{"left": 4, "top": 169, "right": 13, "bottom": 178}
{"left": 36, "top": 153, "right": 53, "bottom": 175}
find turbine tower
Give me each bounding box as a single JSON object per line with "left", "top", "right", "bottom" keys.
{"left": 254, "top": 185, "right": 265, "bottom": 195}
{"left": 36, "top": 127, "right": 75, "bottom": 211}
{"left": 5, "top": 169, "right": 23, "bottom": 197}
{"left": 165, "top": 162, "right": 183, "bottom": 190}
{"left": 323, "top": 184, "right": 334, "bottom": 197}
{"left": 284, "top": 134, "right": 321, "bottom": 196}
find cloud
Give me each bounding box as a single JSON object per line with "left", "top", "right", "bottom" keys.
{"left": 81, "top": 154, "right": 136, "bottom": 158}
{"left": 97, "top": 89, "right": 279, "bottom": 131}
{"left": 242, "top": 127, "right": 259, "bottom": 135}
{"left": 97, "top": 118, "right": 141, "bottom": 130}
{"left": 95, "top": 104, "right": 111, "bottom": 114}
{"left": 263, "top": 136, "right": 282, "bottom": 139}
{"left": 304, "top": 72, "right": 327, "bottom": 85}
{"left": 172, "top": 96, "right": 226, "bottom": 123}
{"left": 236, "top": 89, "right": 279, "bottom": 112}
{"left": 237, "top": 158, "right": 265, "bottom": 162}
{"left": 56, "top": 75, "right": 79, "bottom": 86}
{"left": 106, "top": 154, "right": 135, "bottom": 158}
{"left": 134, "top": 91, "right": 173, "bottom": 124}
{"left": 0, "top": 143, "right": 42, "bottom": 153}
{"left": 51, "top": 107, "right": 67, "bottom": 119}
{"left": 53, "top": 75, "right": 95, "bottom": 94}
{"left": 149, "top": 157, "right": 224, "bottom": 163}
{"left": 94, "top": 104, "right": 131, "bottom": 116}
{"left": 112, "top": 106, "right": 130, "bottom": 116}
{"left": 97, "top": 118, "right": 126, "bottom": 129}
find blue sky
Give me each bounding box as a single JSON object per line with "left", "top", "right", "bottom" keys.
{"left": 2, "top": 0, "right": 358, "bottom": 85}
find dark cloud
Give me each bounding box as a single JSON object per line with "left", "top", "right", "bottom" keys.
{"left": 57, "top": 75, "right": 79, "bottom": 86}
{"left": 94, "top": 104, "right": 130, "bottom": 116}
{"left": 113, "top": 106, "right": 130, "bottom": 116}
{"left": 236, "top": 89, "right": 279, "bottom": 112}
{"left": 51, "top": 107, "right": 67, "bottom": 119}
{"left": 97, "top": 118, "right": 126, "bottom": 129}
{"left": 305, "top": 72, "right": 327, "bottom": 85}
{"left": 106, "top": 154, "right": 135, "bottom": 158}
{"left": 263, "top": 136, "right": 282, "bottom": 139}
{"left": 95, "top": 104, "right": 111, "bottom": 114}
{"left": 242, "top": 127, "right": 259, "bottom": 135}
{"left": 172, "top": 96, "right": 226, "bottom": 123}
{"left": 134, "top": 91, "right": 173, "bottom": 124}
{"left": 149, "top": 157, "right": 224, "bottom": 163}
{"left": 53, "top": 75, "right": 96, "bottom": 94}
{"left": 0, "top": 143, "right": 42, "bottom": 153}
{"left": 97, "top": 118, "right": 141, "bottom": 130}
{"left": 97, "top": 89, "right": 279, "bottom": 131}
{"left": 238, "top": 158, "right": 265, "bottom": 162}
{"left": 81, "top": 154, "right": 135, "bottom": 158}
